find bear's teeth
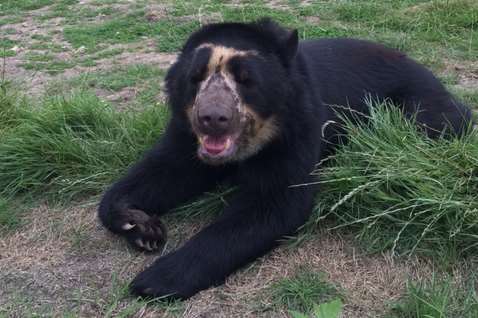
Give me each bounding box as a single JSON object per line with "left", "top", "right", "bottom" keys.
{"left": 225, "top": 138, "right": 232, "bottom": 149}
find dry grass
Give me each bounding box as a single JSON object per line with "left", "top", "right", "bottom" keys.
{"left": 0, "top": 206, "right": 447, "bottom": 317}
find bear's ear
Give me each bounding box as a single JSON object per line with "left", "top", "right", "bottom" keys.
{"left": 282, "top": 29, "right": 298, "bottom": 63}
{"left": 254, "top": 18, "right": 298, "bottom": 65}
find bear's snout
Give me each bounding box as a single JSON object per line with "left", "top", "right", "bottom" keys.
{"left": 197, "top": 103, "right": 235, "bottom": 136}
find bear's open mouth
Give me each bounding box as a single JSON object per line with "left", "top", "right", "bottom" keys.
{"left": 198, "top": 134, "right": 239, "bottom": 159}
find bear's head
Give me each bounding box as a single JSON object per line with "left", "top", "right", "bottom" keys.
{"left": 166, "top": 19, "right": 299, "bottom": 165}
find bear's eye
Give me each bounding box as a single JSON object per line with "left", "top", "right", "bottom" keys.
{"left": 189, "top": 47, "right": 211, "bottom": 85}
{"left": 228, "top": 57, "right": 256, "bottom": 87}
{"left": 190, "top": 66, "right": 207, "bottom": 84}
{"left": 236, "top": 69, "right": 251, "bottom": 85}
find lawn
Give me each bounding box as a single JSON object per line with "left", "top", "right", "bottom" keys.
{"left": 0, "top": 1, "right": 477, "bottom": 317}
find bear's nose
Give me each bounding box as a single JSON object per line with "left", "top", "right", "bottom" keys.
{"left": 197, "top": 106, "right": 233, "bottom": 135}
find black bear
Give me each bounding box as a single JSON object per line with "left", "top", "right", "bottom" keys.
{"left": 98, "top": 19, "right": 472, "bottom": 299}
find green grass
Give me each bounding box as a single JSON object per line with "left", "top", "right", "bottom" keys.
{"left": 452, "top": 88, "right": 478, "bottom": 112}
{"left": 72, "top": 64, "right": 165, "bottom": 91}
{"left": 388, "top": 275, "right": 478, "bottom": 318}
{"left": 0, "top": 88, "right": 169, "bottom": 202}
{"left": 21, "top": 52, "right": 74, "bottom": 75}
{"left": 63, "top": 10, "right": 200, "bottom": 53}
{"left": 309, "top": 102, "right": 478, "bottom": 260}
{"left": 55, "top": 0, "right": 477, "bottom": 68}
{"left": 0, "top": 38, "right": 18, "bottom": 57}
{"left": 298, "top": 0, "right": 478, "bottom": 64}
{"left": 91, "top": 47, "right": 125, "bottom": 60}
{"left": 37, "top": 1, "right": 113, "bottom": 23}
{"left": 289, "top": 299, "right": 344, "bottom": 318}
{"left": 0, "top": 198, "right": 20, "bottom": 230}
{"left": 0, "top": 0, "right": 54, "bottom": 13}
{"left": 270, "top": 268, "right": 341, "bottom": 314}
{"left": 167, "top": 0, "right": 476, "bottom": 66}
{"left": 0, "top": 15, "right": 23, "bottom": 27}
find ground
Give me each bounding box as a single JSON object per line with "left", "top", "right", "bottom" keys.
{"left": 0, "top": 1, "right": 477, "bottom": 317}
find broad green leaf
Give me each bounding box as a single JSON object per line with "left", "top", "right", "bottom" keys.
{"left": 289, "top": 310, "right": 309, "bottom": 318}
{"left": 313, "top": 299, "right": 343, "bottom": 318}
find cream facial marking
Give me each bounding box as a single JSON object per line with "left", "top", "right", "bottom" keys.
{"left": 196, "top": 43, "right": 258, "bottom": 74}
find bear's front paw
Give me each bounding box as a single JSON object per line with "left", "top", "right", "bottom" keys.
{"left": 129, "top": 258, "right": 195, "bottom": 300}
{"left": 116, "top": 208, "right": 167, "bottom": 253}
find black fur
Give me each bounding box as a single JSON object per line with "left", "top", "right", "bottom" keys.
{"left": 98, "top": 19, "right": 472, "bottom": 299}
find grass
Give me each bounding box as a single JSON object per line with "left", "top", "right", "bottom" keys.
{"left": 0, "top": 38, "right": 18, "bottom": 58}
{"left": 0, "top": 0, "right": 54, "bottom": 13}
{"left": 95, "top": 276, "right": 184, "bottom": 318}
{"left": 0, "top": 198, "right": 20, "bottom": 230}
{"left": 167, "top": 0, "right": 477, "bottom": 66}
{"left": 91, "top": 47, "right": 125, "bottom": 60}
{"left": 270, "top": 268, "right": 341, "bottom": 314}
{"left": 0, "top": 0, "right": 477, "bottom": 316}
{"left": 388, "top": 275, "right": 478, "bottom": 318}
{"left": 451, "top": 88, "right": 478, "bottom": 115}
{"left": 0, "top": 87, "right": 169, "bottom": 202}
{"left": 28, "top": 40, "right": 66, "bottom": 53}
{"left": 21, "top": 51, "right": 74, "bottom": 75}
{"left": 72, "top": 64, "right": 165, "bottom": 91}
{"left": 0, "top": 15, "right": 23, "bottom": 27}
{"left": 0, "top": 274, "right": 183, "bottom": 317}
{"left": 62, "top": 9, "right": 201, "bottom": 53}
{"left": 289, "top": 299, "right": 344, "bottom": 318}
{"left": 308, "top": 103, "right": 478, "bottom": 260}
{"left": 301, "top": 0, "right": 478, "bottom": 64}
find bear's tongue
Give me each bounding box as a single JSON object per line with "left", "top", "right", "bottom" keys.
{"left": 203, "top": 136, "right": 230, "bottom": 155}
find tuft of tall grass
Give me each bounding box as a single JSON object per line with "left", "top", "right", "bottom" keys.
{"left": 312, "top": 102, "right": 478, "bottom": 257}
{"left": 0, "top": 89, "right": 169, "bottom": 202}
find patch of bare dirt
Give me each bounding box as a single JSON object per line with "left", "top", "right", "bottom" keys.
{"left": 144, "top": 3, "right": 170, "bottom": 22}
{"left": 0, "top": 1, "right": 175, "bottom": 100}
{"left": 0, "top": 6, "right": 72, "bottom": 95}
{"left": 304, "top": 16, "right": 321, "bottom": 24}
{"left": 263, "top": 0, "right": 291, "bottom": 10}
{"left": 78, "top": 0, "right": 133, "bottom": 12}
{"left": 444, "top": 60, "right": 478, "bottom": 90}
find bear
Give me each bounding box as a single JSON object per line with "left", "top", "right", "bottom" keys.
{"left": 98, "top": 18, "right": 472, "bottom": 299}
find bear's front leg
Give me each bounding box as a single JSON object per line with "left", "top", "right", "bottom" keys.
{"left": 130, "top": 187, "right": 314, "bottom": 299}
{"left": 98, "top": 125, "right": 224, "bottom": 252}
